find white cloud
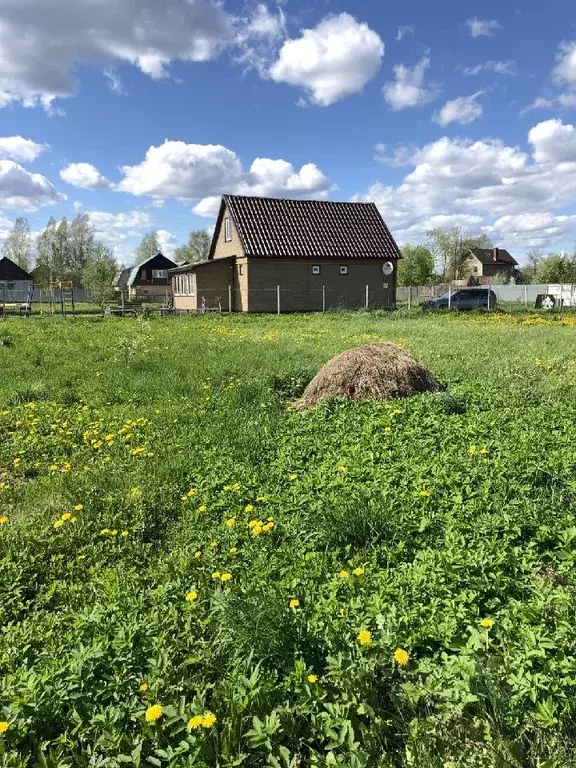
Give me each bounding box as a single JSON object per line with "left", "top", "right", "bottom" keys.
{"left": 466, "top": 18, "right": 501, "bottom": 38}
{"left": 0, "top": 136, "right": 48, "bottom": 162}
{"left": 233, "top": 4, "right": 286, "bottom": 76}
{"left": 553, "top": 41, "right": 576, "bottom": 85}
{"left": 374, "top": 143, "right": 415, "bottom": 166}
{"left": 114, "top": 140, "right": 333, "bottom": 211}
{"left": 269, "top": 13, "right": 384, "bottom": 106}
{"left": 353, "top": 118, "right": 576, "bottom": 250}
{"left": 193, "top": 196, "right": 221, "bottom": 218}
{"left": 72, "top": 201, "right": 83, "bottom": 210}
{"left": 244, "top": 4, "right": 284, "bottom": 40}
{"left": 60, "top": 162, "right": 113, "bottom": 190}
{"left": 158, "top": 228, "right": 177, "bottom": 257}
{"left": 0, "top": 160, "right": 65, "bottom": 210}
{"left": 103, "top": 68, "right": 125, "bottom": 95}
{"left": 151, "top": 199, "right": 166, "bottom": 208}
{"left": 395, "top": 26, "right": 414, "bottom": 42}
{"left": 383, "top": 57, "right": 439, "bottom": 110}
{"left": 463, "top": 60, "right": 517, "bottom": 76}
{"left": 490, "top": 212, "right": 576, "bottom": 247}
{"left": 432, "top": 92, "right": 483, "bottom": 126}
{"left": 0, "top": 0, "right": 232, "bottom": 109}
{"left": 85, "top": 209, "right": 155, "bottom": 261}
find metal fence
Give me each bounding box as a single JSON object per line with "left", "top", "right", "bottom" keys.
{"left": 1, "top": 286, "right": 93, "bottom": 304}
{"left": 397, "top": 283, "right": 576, "bottom": 309}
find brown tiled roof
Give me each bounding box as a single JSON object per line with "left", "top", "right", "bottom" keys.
{"left": 216, "top": 195, "right": 402, "bottom": 260}
{"left": 470, "top": 248, "right": 518, "bottom": 266}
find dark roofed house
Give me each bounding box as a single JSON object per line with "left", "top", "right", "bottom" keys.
{"left": 0, "top": 257, "right": 33, "bottom": 297}
{"left": 466, "top": 247, "right": 519, "bottom": 281}
{"left": 169, "top": 194, "right": 402, "bottom": 313}
{"left": 114, "top": 253, "right": 177, "bottom": 300}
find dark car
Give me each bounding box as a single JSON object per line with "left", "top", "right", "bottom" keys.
{"left": 422, "top": 288, "right": 497, "bottom": 311}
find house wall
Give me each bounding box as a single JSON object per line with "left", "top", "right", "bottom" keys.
{"left": 482, "top": 262, "right": 515, "bottom": 278}
{"left": 132, "top": 254, "right": 176, "bottom": 288}
{"left": 213, "top": 205, "right": 245, "bottom": 261}
{"left": 246, "top": 258, "right": 397, "bottom": 312}
{"left": 172, "top": 259, "right": 235, "bottom": 311}
{"left": 130, "top": 284, "right": 171, "bottom": 300}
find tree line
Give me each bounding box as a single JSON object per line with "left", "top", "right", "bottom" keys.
{"left": 397, "top": 225, "right": 576, "bottom": 286}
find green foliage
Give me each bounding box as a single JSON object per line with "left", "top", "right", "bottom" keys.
{"left": 82, "top": 244, "right": 119, "bottom": 308}
{"left": 426, "top": 227, "right": 492, "bottom": 281}
{"left": 398, "top": 244, "right": 436, "bottom": 286}
{"left": 2, "top": 216, "right": 32, "bottom": 272}
{"left": 1, "top": 312, "right": 576, "bottom": 766}
{"left": 135, "top": 231, "right": 161, "bottom": 265}
{"left": 175, "top": 230, "right": 211, "bottom": 264}
{"left": 535, "top": 253, "right": 576, "bottom": 284}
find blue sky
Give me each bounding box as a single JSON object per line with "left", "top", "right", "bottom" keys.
{"left": 1, "top": 0, "right": 576, "bottom": 264}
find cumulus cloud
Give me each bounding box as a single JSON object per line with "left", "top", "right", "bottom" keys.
{"left": 353, "top": 118, "right": 576, "bottom": 250}
{"left": 522, "top": 42, "right": 576, "bottom": 115}
{"left": 269, "top": 13, "right": 384, "bottom": 106}
{"left": 85, "top": 209, "right": 155, "bottom": 261}
{"left": 60, "top": 162, "right": 113, "bottom": 190}
{"left": 553, "top": 41, "right": 576, "bottom": 85}
{"left": 432, "top": 92, "right": 483, "bottom": 126}
{"left": 0, "top": 136, "right": 48, "bottom": 162}
{"left": 0, "top": 0, "right": 232, "bottom": 109}
{"left": 463, "top": 60, "right": 517, "bottom": 76}
{"left": 158, "top": 228, "right": 177, "bottom": 257}
{"left": 112, "top": 140, "right": 333, "bottom": 212}
{"left": 383, "top": 57, "right": 440, "bottom": 110}
{"left": 466, "top": 18, "right": 501, "bottom": 38}
{"left": 0, "top": 160, "right": 65, "bottom": 210}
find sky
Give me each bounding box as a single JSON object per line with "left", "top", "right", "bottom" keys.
{"left": 1, "top": 0, "right": 576, "bottom": 265}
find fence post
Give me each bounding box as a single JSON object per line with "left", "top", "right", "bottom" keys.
{"left": 524, "top": 285, "right": 527, "bottom": 308}
{"left": 277, "top": 285, "right": 281, "bottom": 315}
{"left": 448, "top": 284, "right": 452, "bottom": 310}
{"left": 1, "top": 283, "right": 5, "bottom": 319}
{"left": 560, "top": 283, "right": 564, "bottom": 310}
{"left": 228, "top": 285, "right": 232, "bottom": 313}
{"left": 365, "top": 285, "right": 369, "bottom": 309}
{"left": 408, "top": 287, "right": 411, "bottom": 311}
{"left": 322, "top": 285, "right": 326, "bottom": 312}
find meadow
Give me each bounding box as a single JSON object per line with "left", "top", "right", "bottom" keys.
{"left": 1, "top": 310, "right": 576, "bottom": 767}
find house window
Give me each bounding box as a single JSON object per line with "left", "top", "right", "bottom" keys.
{"left": 312, "top": 265, "right": 321, "bottom": 275}
{"left": 7, "top": 282, "right": 14, "bottom": 290}
{"left": 238, "top": 265, "right": 243, "bottom": 276}
{"left": 224, "top": 217, "right": 231, "bottom": 242}
{"left": 152, "top": 269, "right": 168, "bottom": 279}
{"left": 472, "top": 266, "right": 478, "bottom": 273}
{"left": 340, "top": 265, "right": 348, "bottom": 275}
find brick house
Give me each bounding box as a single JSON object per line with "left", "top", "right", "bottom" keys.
{"left": 169, "top": 195, "right": 401, "bottom": 312}
{"left": 115, "top": 253, "right": 177, "bottom": 300}
{"left": 465, "top": 248, "right": 518, "bottom": 281}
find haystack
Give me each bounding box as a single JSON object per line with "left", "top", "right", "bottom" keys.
{"left": 295, "top": 343, "right": 441, "bottom": 409}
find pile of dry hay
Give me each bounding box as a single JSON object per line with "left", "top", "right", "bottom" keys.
{"left": 294, "top": 342, "right": 441, "bottom": 409}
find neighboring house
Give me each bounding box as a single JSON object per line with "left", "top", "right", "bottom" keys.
{"left": 115, "top": 253, "right": 177, "bottom": 299}
{"left": 169, "top": 195, "right": 402, "bottom": 313}
{"left": 465, "top": 248, "right": 518, "bottom": 281}
{"left": 0, "top": 257, "right": 33, "bottom": 296}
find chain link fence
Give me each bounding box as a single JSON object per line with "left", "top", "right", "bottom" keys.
{"left": 397, "top": 283, "right": 576, "bottom": 310}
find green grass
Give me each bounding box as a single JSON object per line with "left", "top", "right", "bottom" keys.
{"left": 1, "top": 311, "right": 576, "bottom": 767}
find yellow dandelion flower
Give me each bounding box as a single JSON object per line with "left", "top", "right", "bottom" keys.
{"left": 110, "top": 529, "right": 118, "bottom": 536}
{"left": 384, "top": 426, "right": 392, "bottom": 433}
{"left": 251, "top": 523, "right": 263, "bottom": 535}
{"left": 187, "top": 488, "right": 197, "bottom": 497}
{"left": 0, "top": 516, "right": 9, "bottom": 525}
{"left": 210, "top": 541, "right": 217, "bottom": 548}
{"left": 53, "top": 519, "right": 65, "bottom": 529}
{"left": 100, "top": 528, "right": 111, "bottom": 535}
{"left": 74, "top": 504, "right": 84, "bottom": 511}
{"left": 289, "top": 598, "right": 300, "bottom": 609}
{"left": 307, "top": 674, "right": 318, "bottom": 683}
{"left": 181, "top": 495, "right": 189, "bottom": 502}
{"left": 220, "top": 573, "right": 232, "bottom": 583}
{"left": 202, "top": 712, "right": 216, "bottom": 728}
{"left": 289, "top": 474, "right": 297, "bottom": 481}
{"left": 139, "top": 682, "right": 149, "bottom": 693}
{"left": 468, "top": 445, "right": 477, "bottom": 455}
{"left": 211, "top": 571, "right": 221, "bottom": 580}
{"left": 393, "top": 648, "right": 409, "bottom": 666}
{"left": 357, "top": 630, "right": 372, "bottom": 646}
{"left": 262, "top": 522, "right": 274, "bottom": 532}
{"left": 194, "top": 550, "right": 202, "bottom": 558}
{"left": 419, "top": 490, "right": 431, "bottom": 497}
{"left": 198, "top": 505, "right": 207, "bottom": 513}
{"left": 244, "top": 504, "right": 254, "bottom": 513}
{"left": 248, "top": 520, "right": 258, "bottom": 528}
{"left": 186, "top": 591, "right": 198, "bottom": 601}
{"left": 479, "top": 448, "right": 489, "bottom": 455}
{"left": 229, "top": 546, "right": 238, "bottom": 554}
{"left": 70, "top": 516, "right": 77, "bottom": 523}
{"left": 0, "top": 721, "right": 8, "bottom": 734}
{"left": 145, "top": 704, "right": 163, "bottom": 723}
{"left": 337, "top": 465, "right": 347, "bottom": 473}
{"left": 61, "top": 513, "right": 72, "bottom": 521}
{"left": 188, "top": 715, "right": 204, "bottom": 730}
{"left": 480, "top": 618, "right": 494, "bottom": 628}
{"left": 121, "top": 530, "right": 128, "bottom": 537}
{"left": 353, "top": 567, "right": 364, "bottom": 577}
{"left": 225, "top": 517, "right": 236, "bottom": 528}
{"left": 339, "top": 570, "right": 349, "bottom": 579}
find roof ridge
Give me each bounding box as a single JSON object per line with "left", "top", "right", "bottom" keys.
{"left": 223, "top": 193, "right": 377, "bottom": 207}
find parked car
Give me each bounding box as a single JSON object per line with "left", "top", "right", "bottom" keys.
{"left": 422, "top": 288, "right": 497, "bottom": 311}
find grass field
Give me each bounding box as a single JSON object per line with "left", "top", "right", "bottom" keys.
{"left": 1, "top": 310, "right": 576, "bottom": 767}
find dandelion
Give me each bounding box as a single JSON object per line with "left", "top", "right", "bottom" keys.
{"left": 139, "top": 682, "right": 149, "bottom": 693}
{"left": 210, "top": 541, "right": 218, "bottom": 548}
{"left": 194, "top": 551, "right": 202, "bottom": 558}
{"left": 74, "top": 504, "right": 84, "bottom": 511}
{"left": 479, "top": 448, "right": 489, "bottom": 455}
{"left": 0, "top": 721, "right": 8, "bottom": 734}
{"left": 0, "top": 516, "right": 8, "bottom": 525}
{"left": 244, "top": 504, "right": 254, "bottom": 513}
{"left": 384, "top": 426, "right": 392, "bottom": 433}
{"left": 198, "top": 504, "right": 207, "bottom": 513}
{"left": 289, "top": 474, "right": 297, "bottom": 481}
{"left": 229, "top": 547, "right": 238, "bottom": 554}
{"left": 220, "top": 573, "right": 232, "bottom": 583}
{"left": 353, "top": 567, "right": 364, "bottom": 577}
{"left": 202, "top": 712, "right": 216, "bottom": 728}
{"left": 337, "top": 465, "right": 347, "bottom": 473}
{"left": 357, "top": 630, "right": 372, "bottom": 646}
{"left": 110, "top": 529, "right": 118, "bottom": 536}
{"left": 186, "top": 591, "right": 198, "bottom": 601}
{"left": 70, "top": 516, "right": 77, "bottom": 523}
{"left": 145, "top": 704, "right": 163, "bottom": 723}
{"left": 289, "top": 598, "right": 300, "bottom": 609}
{"left": 61, "top": 513, "right": 72, "bottom": 521}
{"left": 188, "top": 715, "right": 204, "bottom": 730}
{"left": 480, "top": 618, "right": 494, "bottom": 628}
{"left": 468, "top": 445, "right": 477, "bottom": 455}
{"left": 187, "top": 488, "right": 197, "bottom": 498}
{"left": 225, "top": 517, "right": 236, "bottom": 528}
{"left": 121, "top": 530, "right": 128, "bottom": 537}
{"left": 339, "top": 570, "right": 349, "bottom": 579}
{"left": 262, "top": 521, "right": 274, "bottom": 532}
{"left": 211, "top": 571, "right": 221, "bottom": 580}
{"left": 393, "top": 648, "right": 409, "bottom": 666}
{"left": 53, "top": 519, "right": 65, "bottom": 529}
{"left": 419, "top": 490, "right": 431, "bottom": 497}
{"left": 307, "top": 674, "right": 318, "bottom": 683}
{"left": 100, "top": 528, "right": 111, "bottom": 535}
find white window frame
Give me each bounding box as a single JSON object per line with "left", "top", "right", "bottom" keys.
{"left": 152, "top": 269, "right": 168, "bottom": 279}
{"left": 224, "top": 217, "right": 231, "bottom": 242}
{"left": 312, "top": 265, "right": 321, "bottom": 275}
{"left": 340, "top": 265, "right": 348, "bottom": 275}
